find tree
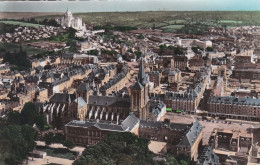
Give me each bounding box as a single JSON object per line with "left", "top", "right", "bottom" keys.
{"left": 176, "top": 154, "right": 190, "bottom": 165}
{"left": 67, "top": 39, "right": 78, "bottom": 52}
{"left": 21, "top": 102, "right": 37, "bottom": 126}
{"left": 43, "top": 132, "right": 54, "bottom": 146}
{"left": 68, "top": 27, "right": 77, "bottom": 39}
{"left": 165, "top": 154, "right": 179, "bottom": 165}
{"left": 114, "top": 153, "right": 133, "bottom": 165}
{"left": 173, "top": 46, "right": 184, "bottom": 55}
{"left": 192, "top": 46, "right": 199, "bottom": 54}
{"left": 6, "top": 111, "right": 21, "bottom": 125}
{"left": 87, "top": 49, "right": 99, "bottom": 56}
{"left": 35, "top": 115, "right": 47, "bottom": 131}
{"left": 159, "top": 44, "right": 167, "bottom": 50}
{"left": 137, "top": 34, "right": 144, "bottom": 39}
{"left": 53, "top": 133, "right": 65, "bottom": 143}
{"left": 44, "top": 64, "right": 52, "bottom": 70}
{"left": 63, "top": 140, "right": 75, "bottom": 150}
{"left": 3, "top": 49, "right": 31, "bottom": 71}
{"left": 206, "top": 46, "right": 214, "bottom": 52}
{"left": 134, "top": 51, "right": 142, "bottom": 60}
{"left": 0, "top": 124, "right": 36, "bottom": 165}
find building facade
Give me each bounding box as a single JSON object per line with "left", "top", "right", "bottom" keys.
{"left": 56, "top": 9, "right": 86, "bottom": 31}
{"left": 207, "top": 96, "right": 260, "bottom": 120}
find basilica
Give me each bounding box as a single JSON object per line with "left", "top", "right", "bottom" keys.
{"left": 55, "top": 8, "right": 86, "bottom": 31}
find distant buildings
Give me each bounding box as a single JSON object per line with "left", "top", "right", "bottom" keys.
{"left": 60, "top": 53, "right": 99, "bottom": 65}
{"left": 56, "top": 8, "right": 86, "bottom": 31}
{"left": 177, "top": 38, "right": 212, "bottom": 49}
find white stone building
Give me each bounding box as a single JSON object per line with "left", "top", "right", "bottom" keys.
{"left": 56, "top": 9, "right": 86, "bottom": 31}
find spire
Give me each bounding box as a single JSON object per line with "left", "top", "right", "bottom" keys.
{"left": 65, "top": 7, "right": 72, "bottom": 17}
{"left": 138, "top": 57, "right": 147, "bottom": 85}
{"left": 68, "top": 94, "right": 71, "bottom": 103}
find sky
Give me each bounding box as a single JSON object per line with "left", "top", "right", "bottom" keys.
{"left": 0, "top": 0, "right": 260, "bottom": 12}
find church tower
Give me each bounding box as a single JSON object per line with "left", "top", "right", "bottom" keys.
{"left": 130, "top": 58, "right": 149, "bottom": 120}
{"left": 76, "top": 82, "right": 92, "bottom": 103}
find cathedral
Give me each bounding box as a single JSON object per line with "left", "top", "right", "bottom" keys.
{"left": 56, "top": 8, "right": 86, "bottom": 31}
{"left": 37, "top": 58, "right": 162, "bottom": 130}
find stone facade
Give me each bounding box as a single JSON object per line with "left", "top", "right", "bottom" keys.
{"left": 56, "top": 9, "right": 86, "bottom": 31}
{"left": 65, "top": 113, "right": 140, "bottom": 145}
{"left": 139, "top": 120, "right": 203, "bottom": 161}
{"left": 207, "top": 96, "right": 260, "bottom": 119}
{"left": 171, "top": 56, "right": 188, "bottom": 71}
{"left": 148, "top": 71, "right": 161, "bottom": 87}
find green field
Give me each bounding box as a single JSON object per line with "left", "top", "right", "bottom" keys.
{"left": 0, "top": 42, "right": 46, "bottom": 55}
{"left": 35, "top": 11, "right": 260, "bottom": 34}
{"left": 161, "top": 25, "right": 185, "bottom": 33}
{"left": 219, "top": 20, "right": 243, "bottom": 24}
{"left": 0, "top": 20, "right": 42, "bottom": 27}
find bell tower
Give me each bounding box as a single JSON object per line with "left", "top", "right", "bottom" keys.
{"left": 130, "top": 58, "right": 149, "bottom": 120}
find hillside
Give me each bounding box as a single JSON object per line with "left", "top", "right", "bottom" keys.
{"left": 1, "top": 11, "right": 260, "bottom": 34}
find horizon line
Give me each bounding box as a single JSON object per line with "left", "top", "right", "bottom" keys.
{"left": 1, "top": 10, "right": 260, "bottom": 13}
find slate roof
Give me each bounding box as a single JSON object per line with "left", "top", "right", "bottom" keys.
{"left": 122, "top": 113, "right": 140, "bottom": 131}
{"left": 148, "top": 71, "right": 160, "bottom": 75}
{"left": 76, "top": 82, "right": 91, "bottom": 93}
{"left": 152, "top": 92, "right": 196, "bottom": 101}
{"left": 66, "top": 113, "right": 139, "bottom": 132}
{"left": 139, "top": 120, "right": 190, "bottom": 131}
{"left": 169, "top": 123, "right": 191, "bottom": 131}
{"left": 138, "top": 57, "right": 148, "bottom": 85}
{"left": 149, "top": 101, "right": 166, "bottom": 116}
{"left": 177, "top": 120, "right": 202, "bottom": 147}
{"left": 139, "top": 120, "right": 163, "bottom": 129}
{"left": 74, "top": 97, "right": 87, "bottom": 108}
{"left": 131, "top": 81, "right": 144, "bottom": 90}
{"left": 208, "top": 96, "right": 260, "bottom": 106}
{"left": 100, "top": 65, "right": 128, "bottom": 91}
{"left": 50, "top": 93, "right": 76, "bottom": 103}
{"left": 88, "top": 95, "right": 130, "bottom": 108}
{"left": 197, "top": 146, "right": 219, "bottom": 165}
{"left": 168, "top": 69, "right": 181, "bottom": 76}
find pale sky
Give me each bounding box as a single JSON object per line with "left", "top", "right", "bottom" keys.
{"left": 0, "top": 0, "right": 260, "bottom": 12}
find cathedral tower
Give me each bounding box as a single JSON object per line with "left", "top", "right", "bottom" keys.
{"left": 130, "top": 58, "right": 149, "bottom": 120}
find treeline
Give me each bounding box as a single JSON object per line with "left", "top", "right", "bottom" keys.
{"left": 94, "top": 24, "right": 137, "bottom": 32}
{"left": 159, "top": 44, "right": 185, "bottom": 55}
{"left": 2, "top": 45, "right": 31, "bottom": 71}
{"left": 1, "top": 17, "right": 59, "bottom": 27}
{"left": 0, "top": 23, "right": 19, "bottom": 35}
